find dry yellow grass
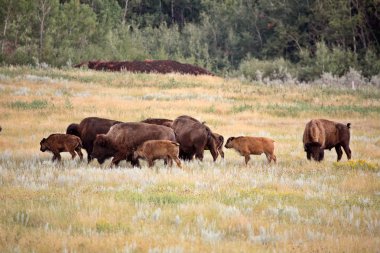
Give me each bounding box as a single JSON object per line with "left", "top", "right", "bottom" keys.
{"left": 0, "top": 66, "right": 379, "bottom": 252}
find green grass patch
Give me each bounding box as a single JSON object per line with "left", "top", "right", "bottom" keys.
{"left": 333, "top": 160, "right": 380, "bottom": 172}
{"left": 9, "top": 99, "right": 49, "bottom": 110}
{"left": 95, "top": 220, "right": 131, "bottom": 233}
{"left": 114, "top": 191, "right": 191, "bottom": 205}
{"left": 231, "top": 103, "right": 255, "bottom": 113}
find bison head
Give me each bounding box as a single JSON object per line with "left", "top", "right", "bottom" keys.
{"left": 224, "top": 137, "right": 235, "bottom": 149}
{"left": 66, "top": 123, "right": 80, "bottom": 137}
{"left": 133, "top": 147, "right": 144, "bottom": 161}
{"left": 40, "top": 138, "right": 48, "bottom": 152}
{"left": 306, "top": 143, "right": 324, "bottom": 161}
{"left": 91, "top": 134, "right": 115, "bottom": 164}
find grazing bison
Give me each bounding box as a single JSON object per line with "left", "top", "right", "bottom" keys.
{"left": 303, "top": 119, "right": 351, "bottom": 161}
{"left": 91, "top": 122, "right": 176, "bottom": 167}
{"left": 40, "top": 134, "right": 83, "bottom": 161}
{"left": 133, "top": 140, "right": 182, "bottom": 168}
{"left": 141, "top": 118, "right": 173, "bottom": 128}
{"left": 225, "top": 136, "right": 276, "bottom": 165}
{"left": 66, "top": 117, "right": 121, "bottom": 163}
{"left": 0, "top": 125, "right": 2, "bottom": 132}
{"left": 205, "top": 132, "right": 225, "bottom": 159}
{"left": 172, "top": 115, "right": 218, "bottom": 161}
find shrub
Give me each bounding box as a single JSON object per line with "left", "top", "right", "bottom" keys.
{"left": 236, "top": 57, "right": 296, "bottom": 83}
{"left": 298, "top": 42, "right": 357, "bottom": 82}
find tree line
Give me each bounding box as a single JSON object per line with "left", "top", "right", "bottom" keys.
{"left": 0, "top": 0, "right": 379, "bottom": 81}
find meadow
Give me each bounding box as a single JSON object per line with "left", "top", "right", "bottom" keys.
{"left": 0, "top": 66, "right": 379, "bottom": 252}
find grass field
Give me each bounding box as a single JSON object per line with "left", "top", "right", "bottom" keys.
{"left": 0, "top": 66, "right": 379, "bottom": 252}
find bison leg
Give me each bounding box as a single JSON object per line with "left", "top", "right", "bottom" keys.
{"left": 266, "top": 153, "right": 276, "bottom": 163}
{"left": 86, "top": 149, "right": 93, "bottom": 164}
{"left": 306, "top": 151, "right": 311, "bottom": 160}
{"left": 167, "top": 156, "right": 173, "bottom": 167}
{"left": 342, "top": 144, "right": 352, "bottom": 160}
{"left": 335, "top": 145, "right": 343, "bottom": 161}
{"left": 55, "top": 153, "right": 62, "bottom": 162}
{"left": 271, "top": 154, "right": 277, "bottom": 163}
{"left": 265, "top": 153, "right": 271, "bottom": 163}
{"left": 219, "top": 149, "right": 225, "bottom": 159}
{"left": 195, "top": 148, "right": 205, "bottom": 161}
{"left": 110, "top": 153, "right": 125, "bottom": 167}
{"left": 69, "top": 150, "right": 77, "bottom": 160}
{"left": 209, "top": 147, "right": 218, "bottom": 162}
{"left": 244, "top": 155, "right": 250, "bottom": 165}
{"left": 175, "top": 158, "right": 182, "bottom": 168}
{"left": 148, "top": 159, "right": 154, "bottom": 168}
{"left": 75, "top": 147, "right": 84, "bottom": 161}
{"left": 179, "top": 150, "right": 193, "bottom": 161}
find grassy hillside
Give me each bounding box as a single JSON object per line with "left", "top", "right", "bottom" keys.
{"left": 0, "top": 66, "right": 379, "bottom": 252}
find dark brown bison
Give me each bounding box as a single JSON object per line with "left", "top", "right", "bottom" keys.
{"left": 91, "top": 122, "right": 176, "bottom": 167}
{"left": 0, "top": 125, "right": 2, "bottom": 132}
{"left": 205, "top": 132, "right": 225, "bottom": 159}
{"left": 66, "top": 117, "right": 121, "bottom": 163}
{"left": 40, "top": 134, "right": 83, "bottom": 161}
{"left": 225, "top": 136, "right": 276, "bottom": 165}
{"left": 303, "top": 119, "right": 351, "bottom": 161}
{"left": 133, "top": 140, "right": 182, "bottom": 168}
{"left": 172, "top": 115, "right": 218, "bottom": 161}
{"left": 141, "top": 118, "right": 173, "bottom": 128}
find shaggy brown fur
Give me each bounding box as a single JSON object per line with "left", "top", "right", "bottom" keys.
{"left": 40, "top": 134, "right": 83, "bottom": 161}
{"left": 225, "top": 136, "right": 276, "bottom": 165}
{"left": 133, "top": 140, "right": 182, "bottom": 168}
{"left": 141, "top": 118, "right": 173, "bottom": 128}
{"left": 172, "top": 115, "right": 218, "bottom": 161}
{"left": 66, "top": 117, "right": 122, "bottom": 163}
{"left": 91, "top": 122, "right": 176, "bottom": 167}
{"left": 205, "top": 132, "right": 225, "bottom": 159}
{"left": 303, "top": 119, "right": 351, "bottom": 161}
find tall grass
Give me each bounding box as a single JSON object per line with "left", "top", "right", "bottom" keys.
{"left": 0, "top": 66, "right": 379, "bottom": 252}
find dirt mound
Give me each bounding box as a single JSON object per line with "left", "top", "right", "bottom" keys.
{"left": 75, "top": 60, "right": 214, "bottom": 76}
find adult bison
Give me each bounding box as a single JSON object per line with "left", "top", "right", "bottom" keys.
{"left": 91, "top": 122, "right": 176, "bottom": 167}
{"left": 205, "top": 132, "right": 225, "bottom": 159}
{"left": 141, "top": 118, "right": 173, "bottom": 128}
{"left": 303, "top": 119, "right": 351, "bottom": 162}
{"left": 66, "top": 117, "right": 121, "bottom": 163}
{"left": 172, "top": 115, "right": 218, "bottom": 161}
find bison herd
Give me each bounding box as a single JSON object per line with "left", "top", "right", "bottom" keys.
{"left": 39, "top": 116, "right": 352, "bottom": 167}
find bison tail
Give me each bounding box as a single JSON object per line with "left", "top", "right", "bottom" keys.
{"left": 347, "top": 123, "right": 351, "bottom": 129}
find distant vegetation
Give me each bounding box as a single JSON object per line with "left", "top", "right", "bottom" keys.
{"left": 0, "top": 0, "right": 379, "bottom": 83}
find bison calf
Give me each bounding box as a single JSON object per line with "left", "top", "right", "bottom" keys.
{"left": 133, "top": 140, "right": 182, "bottom": 168}
{"left": 40, "top": 134, "right": 83, "bottom": 161}
{"left": 225, "top": 136, "right": 276, "bottom": 165}
{"left": 303, "top": 119, "right": 351, "bottom": 161}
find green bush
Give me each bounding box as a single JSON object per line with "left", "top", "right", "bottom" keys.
{"left": 236, "top": 57, "right": 295, "bottom": 82}
{"left": 9, "top": 100, "right": 49, "bottom": 110}
{"left": 298, "top": 43, "right": 357, "bottom": 82}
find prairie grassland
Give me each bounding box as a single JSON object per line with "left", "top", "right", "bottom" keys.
{"left": 0, "top": 66, "right": 379, "bottom": 252}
